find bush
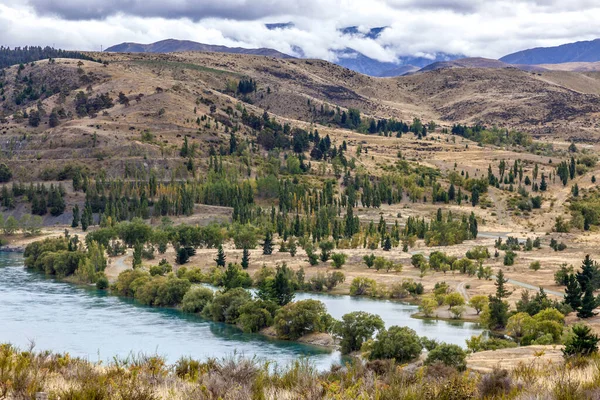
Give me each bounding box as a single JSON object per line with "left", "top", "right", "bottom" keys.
{"left": 529, "top": 261, "right": 541, "bottom": 271}
{"left": 0, "top": 163, "right": 12, "bottom": 182}
{"left": 334, "top": 311, "right": 384, "bottom": 354}
{"left": 149, "top": 262, "right": 172, "bottom": 276}
{"left": 503, "top": 250, "right": 516, "bottom": 266}
{"left": 96, "top": 274, "right": 109, "bottom": 290}
{"left": 237, "top": 299, "right": 277, "bottom": 333}
{"left": 204, "top": 287, "right": 252, "bottom": 324}
{"left": 466, "top": 334, "right": 517, "bottom": 353}
{"left": 331, "top": 253, "right": 347, "bottom": 269}
{"left": 478, "top": 368, "right": 513, "bottom": 398}
{"left": 222, "top": 263, "right": 253, "bottom": 290}
{"left": 274, "top": 299, "right": 332, "bottom": 340}
{"left": 425, "top": 343, "right": 467, "bottom": 371}
{"left": 349, "top": 277, "right": 378, "bottom": 296}
{"left": 181, "top": 287, "right": 214, "bottom": 313}
{"left": 156, "top": 277, "right": 191, "bottom": 306}
{"left": 369, "top": 326, "right": 423, "bottom": 363}
{"left": 113, "top": 269, "right": 149, "bottom": 297}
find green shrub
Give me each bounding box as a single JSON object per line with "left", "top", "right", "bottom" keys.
{"left": 334, "top": 311, "right": 384, "bottom": 354}
{"left": 349, "top": 277, "right": 378, "bottom": 296}
{"left": 181, "top": 287, "right": 214, "bottom": 313}
{"left": 156, "top": 277, "right": 191, "bottom": 306}
{"left": 425, "top": 343, "right": 467, "bottom": 371}
{"left": 237, "top": 299, "right": 278, "bottom": 333}
{"left": 369, "top": 326, "right": 422, "bottom": 363}
{"left": 274, "top": 299, "right": 332, "bottom": 340}
{"left": 204, "top": 288, "right": 252, "bottom": 323}
{"left": 96, "top": 274, "right": 109, "bottom": 290}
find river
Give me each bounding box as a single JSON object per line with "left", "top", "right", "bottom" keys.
{"left": 0, "top": 253, "right": 482, "bottom": 370}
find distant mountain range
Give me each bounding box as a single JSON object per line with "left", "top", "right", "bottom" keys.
{"left": 106, "top": 35, "right": 600, "bottom": 77}
{"left": 500, "top": 38, "right": 600, "bottom": 65}
{"left": 105, "top": 39, "right": 292, "bottom": 59}
{"left": 106, "top": 25, "right": 464, "bottom": 77}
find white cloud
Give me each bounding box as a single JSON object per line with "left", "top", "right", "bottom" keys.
{"left": 0, "top": 0, "right": 599, "bottom": 61}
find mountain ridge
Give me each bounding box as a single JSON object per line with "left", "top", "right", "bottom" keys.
{"left": 105, "top": 39, "right": 293, "bottom": 59}
{"left": 500, "top": 38, "right": 600, "bottom": 65}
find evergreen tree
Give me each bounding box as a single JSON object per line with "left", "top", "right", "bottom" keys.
{"left": 578, "top": 286, "right": 598, "bottom": 319}
{"left": 383, "top": 235, "right": 392, "bottom": 251}
{"left": 81, "top": 207, "right": 89, "bottom": 231}
{"left": 563, "top": 324, "right": 600, "bottom": 357}
{"left": 471, "top": 188, "right": 479, "bottom": 206}
{"left": 564, "top": 273, "right": 583, "bottom": 311}
{"left": 577, "top": 255, "right": 600, "bottom": 293}
{"left": 262, "top": 231, "right": 274, "bottom": 255}
{"left": 71, "top": 204, "right": 80, "bottom": 228}
{"left": 241, "top": 247, "right": 250, "bottom": 270}
{"left": 540, "top": 174, "right": 547, "bottom": 191}
{"left": 469, "top": 212, "right": 478, "bottom": 238}
{"left": 495, "top": 269, "right": 512, "bottom": 299}
{"left": 215, "top": 244, "right": 226, "bottom": 267}
{"left": 486, "top": 295, "right": 509, "bottom": 330}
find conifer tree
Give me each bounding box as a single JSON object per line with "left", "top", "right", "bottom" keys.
{"left": 495, "top": 269, "right": 512, "bottom": 299}
{"left": 564, "top": 273, "right": 583, "bottom": 311}
{"left": 241, "top": 247, "right": 250, "bottom": 270}
{"left": 71, "top": 204, "right": 80, "bottom": 228}
{"left": 263, "top": 231, "right": 274, "bottom": 255}
{"left": 383, "top": 235, "right": 392, "bottom": 251}
{"left": 215, "top": 244, "right": 226, "bottom": 267}
{"left": 578, "top": 286, "right": 598, "bottom": 319}
{"left": 577, "top": 255, "right": 599, "bottom": 293}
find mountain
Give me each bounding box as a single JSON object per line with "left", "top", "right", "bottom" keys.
{"left": 500, "top": 38, "right": 600, "bottom": 65}
{"left": 107, "top": 34, "right": 463, "bottom": 78}
{"left": 334, "top": 49, "right": 463, "bottom": 77}
{"left": 105, "top": 39, "right": 292, "bottom": 58}
{"left": 332, "top": 26, "right": 464, "bottom": 77}
{"left": 415, "top": 57, "right": 547, "bottom": 73}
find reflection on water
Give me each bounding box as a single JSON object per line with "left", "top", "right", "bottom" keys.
{"left": 0, "top": 253, "right": 482, "bottom": 369}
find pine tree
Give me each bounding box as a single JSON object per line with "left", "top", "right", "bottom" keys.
{"left": 577, "top": 255, "right": 599, "bottom": 293}
{"left": 383, "top": 235, "right": 392, "bottom": 251}
{"left": 241, "top": 247, "right": 250, "bottom": 270}
{"left": 564, "top": 273, "right": 583, "bottom": 311}
{"left": 289, "top": 238, "right": 297, "bottom": 257}
{"left": 578, "top": 286, "right": 598, "bottom": 319}
{"left": 495, "top": 269, "right": 512, "bottom": 299}
{"left": 215, "top": 244, "right": 226, "bottom": 267}
{"left": 71, "top": 204, "right": 80, "bottom": 228}
{"left": 540, "top": 174, "right": 547, "bottom": 191}
{"left": 262, "top": 231, "right": 273, "bottom": 255}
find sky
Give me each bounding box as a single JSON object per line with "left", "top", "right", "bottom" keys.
{"left": 1, "top": 0, "right": 600, "bottom": 62}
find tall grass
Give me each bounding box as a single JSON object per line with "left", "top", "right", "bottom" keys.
{"left": 3, "top": 344, "right": 600, "bottom": 399}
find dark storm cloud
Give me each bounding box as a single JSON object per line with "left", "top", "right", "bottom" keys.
{"left": 25, "top": 0, "right": 333, "bottom": 21}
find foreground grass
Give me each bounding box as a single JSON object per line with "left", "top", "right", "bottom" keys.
{"left": 4, "top": 344, "right": 600, "bottom": 399}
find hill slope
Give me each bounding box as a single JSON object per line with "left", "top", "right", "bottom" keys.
{"left": 105, "top": 39, "right": 292, "bottom": 59}
{"left": 501, "top": 38, "right": 600, "bottom": 65}
{"left": 2, "top": 51, "right": 600, "bottom": 184}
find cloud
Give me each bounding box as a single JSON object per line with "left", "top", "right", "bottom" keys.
{"left": 24, "top": 0, "right": 338, "bottom": 21}
{"left": 1, "top": 0, "right": 600, "bottom": 62}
